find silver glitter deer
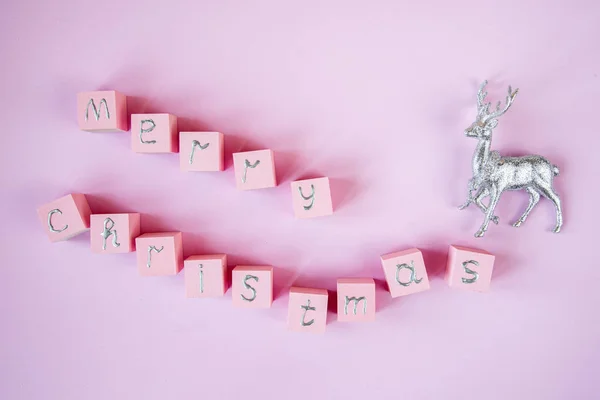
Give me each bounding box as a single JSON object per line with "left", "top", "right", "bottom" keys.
{"left": 459, "top": 80, "right": 563, "bottom": 238}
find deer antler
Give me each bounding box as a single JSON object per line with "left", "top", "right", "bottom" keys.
{"left": 476, "top": 80, "right": 489, "bottom": 111}
{"left": 482, "top": 84, "right": 519, "bottom": 122}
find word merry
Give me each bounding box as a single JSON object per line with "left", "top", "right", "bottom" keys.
{"left": 76, "top": 90, "right": 333, "bottom": 218}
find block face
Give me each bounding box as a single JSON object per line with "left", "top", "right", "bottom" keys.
{"left": 180, "top": 132, "right": 224, "bottom": 172}
{"left": 287, "top": 287, "right": 328, "bottom": 334}
{"left": 37, "top": 194, "right": 92, "bottom": 242}
{"left": 337, "top": 278, "right": 376, "bottom": 322}
{"left": 131, "top": 114, "right": 178, "bottom": 153}
{"left": 90, "top": 213, "right": 140, "bottom": 253}
{"left": 291, "top": 177, "right": 333, "bottom": 219}
{"left": 185, "top": 255, "right": 227, "bottom": 297}
{"left": 445, "top": 245, "right": 495, "bottom": 292}
{"left": 381, "top": 248, "right": 430, "bottom": 298}
{"left": 232, "top": 266, "right": 273, "bottom": 308}
{"left": 77, "top": 91, "right": 127, "bottom": 132}
{"left": 136, "top": 232, "right": 183, "bottom": 276}
{"left": 233, "top": 150, "right": 277, "bottom": 190}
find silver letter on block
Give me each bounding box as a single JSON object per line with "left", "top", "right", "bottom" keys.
{"left": 344, "top": 296, "right": 367, "bottom": 315}
{"left": 461, "top": 260, "right": 479, "bottom": 284}
{"left": 47, "top": 209, "right": 68, "bottom": 233}
{"left": 241, "top": 275, "right": 259, "bottom": 302}
{"left": 85, "top": 98, "right": 110, "bottom": 121}
{"left": 395, "top": 261, "right": 423, "bottom": 287}
{"left": 140, "top": 119, "right": 157, "bottom": 144}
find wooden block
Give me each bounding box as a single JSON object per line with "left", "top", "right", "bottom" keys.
{"left": 184, "top": 254, "right": 227, "bottom": 297}
{"left": 233, "top": 150, "right": 276, "bottom": 190}
{"left": 290, "top": 177, "right": 333, "bottom": 219}
{"left": 231, "top": 266, "right": 273, "bottom": 308}
{"left": 381, "top": 248, "right": 430, "bottom": 298}
{"left": 90, "top": 213, "right": 140, "bottom": 253}
{"left": 337, "top": 278, "right": 376, "bottom": 322}
{"left": 445, "top": 245, "right": 495, "bottom": 292}
{"left": 287, "top": 287, "right": 328, "bottom": 334}
{"left": 131, "top": 113, "right": 178, "bottom": 153}
{"left": 37, "top": 194, "right": 92, "bottom": 242}
{"left": 135, "top": 232, "right": 183, "bottom": 276}
{"left": 179, "top": 132, "right": 224, "bottom": 172}
{"left": 77, "top": 90, "right": 127, "bottom": 132}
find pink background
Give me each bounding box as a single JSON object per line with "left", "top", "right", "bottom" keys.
{"left": 1, "top": 1, "right": 599, "bottom": 399}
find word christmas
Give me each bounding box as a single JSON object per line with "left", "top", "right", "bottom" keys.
{"left": 36, "top": 90, "right": 499, "bottom": 334}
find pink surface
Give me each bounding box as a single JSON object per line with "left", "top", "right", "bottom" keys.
{"left": 290, "top": 177, "right": 333, "bottom": 218}
{"left": 184, "top": 254, "right": 227, "bottom": 298}
{"left": 36, "top": 193, "right": 91, "bottom": 242}
{"left": 179, "top": 131, "right": 224, "bottom": 171}
{"left": 381, "top": 248, "right": 430, "bottom": 297}
{"left": 445, "top": 245, "right": 495, "bottom": 292}
{"left": 131, "top": 113, "right": 178, "bottom": 153}
{"left": 135, "top": 232, "right": 183, "bottom": 276}
{"left": 1, "top": 1, "right": 599, "bottom": 399}
{"left": 287, "top": 287, "right": 329, "bottom": 334}
{"left": 337, "top": 278, "right": 376, "bottom": 322}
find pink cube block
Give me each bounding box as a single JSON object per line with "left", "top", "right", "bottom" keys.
{"left": 337, "top": 278, "right": 376, "bottom": 322}
{"left": 90, "top": 213, "right": 140, "bottom": 254}
{"left": 131, "top": 114, "right": 178, "bottom": 153}
{"left": 290, "top": 177, "right": 333, "bottom": 219}
{"left": 36, "top": 194, "right": 92, "bottom": 242}
{"left": 231, "top": 266, "right": 273, "bottom": 308}
{"left": 381, "top": 248, "right": 430, "bottom": 298}
{"left": 287, "top": 287, "right": 328, "bottom": 334}
{"left": 445, "top": 245, "right": 495, "bottom": 292}
{"left": 77, "top": 90, "right": 127, "bottom": 132}
{"left": 184, "top": 254, "right": 227, "bottom": 297}
{"left": 180, "top": 132, "right": 224, "bottom": 172}
{"left": 233, "top": 150, "right": 277, "bottom": 190}
{"left": 135, "top": 232, "right": 183, "bottom": 276}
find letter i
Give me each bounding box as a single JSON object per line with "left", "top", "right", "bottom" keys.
{"left": 199, "top": 264, "right": 204, "bottom": 294}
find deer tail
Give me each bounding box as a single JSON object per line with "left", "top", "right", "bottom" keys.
{"left": 552, "top": 165, "right": 560, "bottom": 176}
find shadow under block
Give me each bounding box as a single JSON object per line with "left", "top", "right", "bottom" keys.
{"left": 232, "top": 266, "right": 273, "bottom": 308}
{"left": 131, "top": 113, "right": 178, "bottom": 153}
{"left": 287, "top": 287, "right": 329, "bottom": 333}
{"left": 381, "top": 248, "right": 430, "bottom": 298}
{"left": 180, "top": 132, "right": 224, "bottom": 172}
{"left": 233, "top": 150, "right": 277, "bottom": 190}
{"left": 37, "top": 194, "right": 92, "bottom": 242}
{"left": 90, "top": 213, "right": 140, "bottom": 254}
{"left": 77, "top": 90, "right": 128, "bottom": 132}
{"left": 135, "top": 232, "right": 183, "bottom": 276}
{"left": 290, "top": 177, "right": 333, "bottom": 219}
{"left": 445, "top": 245, "right": 495, "bottom": 292}
{"left": 337, "top": 278, "right": 376, "bottom": 322}
{"left": 184, "top": 254, "right": 227, "bottom": 297}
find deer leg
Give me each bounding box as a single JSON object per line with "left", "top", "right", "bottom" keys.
{"left": 475, "top": 186, "right": 500, "bottom": 238}
{"left": 536, "top": 184, "right": 563, "bottom": 233}
{"left": 513, "top": 187, "right": 540, "bottom": 227}
{"left": 459, "top": 179, "right": 477, "bottom": 209}
{"left": 474, "top": 187, "right": 499, "bottom": 225}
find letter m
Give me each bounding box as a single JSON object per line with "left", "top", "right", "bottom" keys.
{"left": 344, "top": 296, "right": 367, "bottom": 315}
{"left": 85, "top": 98, "right": 110, "bottom": 121}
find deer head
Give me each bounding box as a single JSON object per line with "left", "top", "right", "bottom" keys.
{"left": 464, "top": 80, "right": 519, "bottom": 139}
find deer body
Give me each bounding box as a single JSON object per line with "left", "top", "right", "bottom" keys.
{"left": 459, "top": 81, "right": 563, "bottom": 238}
